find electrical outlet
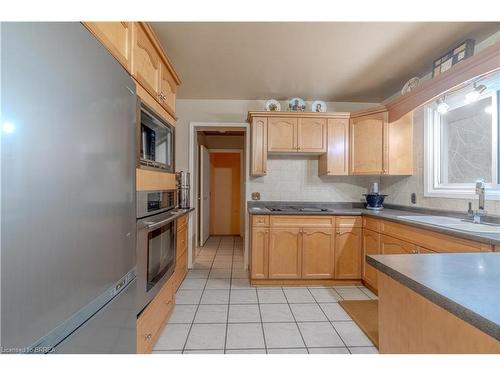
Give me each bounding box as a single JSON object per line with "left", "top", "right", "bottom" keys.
{"left": 411, "top": 193, "right": 417, "bottom": 204}
{"left": 251, "top": 192, "right": 261, "bottom": 200}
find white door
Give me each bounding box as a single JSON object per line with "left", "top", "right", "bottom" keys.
{"left": 199, "top": 145, "right": 210, "bottom": 246}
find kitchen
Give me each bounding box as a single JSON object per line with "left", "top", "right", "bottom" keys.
{"left": 1, "top": 2, "right": 499, "bottom": 373}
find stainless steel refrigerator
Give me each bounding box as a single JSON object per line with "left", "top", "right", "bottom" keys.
{"left": 1, "top": 23, "right": 137, "bottom": 353}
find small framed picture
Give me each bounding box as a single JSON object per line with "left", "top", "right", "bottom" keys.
{"left": 432, "top": 39, "right": 474, "bottom": 77}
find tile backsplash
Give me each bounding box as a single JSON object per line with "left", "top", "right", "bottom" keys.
{"left": 247, "top": 155, "right": 378, "bottom": 202}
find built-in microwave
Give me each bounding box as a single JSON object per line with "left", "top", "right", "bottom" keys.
{"left": 137, "top": 101, "right": 174, "bottom": 172}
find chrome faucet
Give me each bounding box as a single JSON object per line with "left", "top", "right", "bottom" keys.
{"left": 468, "top": 179, "right": 487, "bottom": 223}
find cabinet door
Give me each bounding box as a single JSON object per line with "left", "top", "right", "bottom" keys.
{"left": 267, "top": 117, "right": 298, "bottom": 152}
{"left": 137, "top": 278, "right": 173, "bottom": 353}
{"left": 319, "top": 118, "right": 349, "bottom": 175}
{"left": 297, "top": 118, "right": 327, "bottom": 153}
{"left": 132, "top": 23, "right": 161, "bottom": 99}
{"left": 85, "top": 22, "right": 131, "bottom": 70}
{"left": 301, "top": 228, "right": 334, "bottom": 279}
{"left": 334, "top": 227, "right": 362, "bottom": 279}
{"left": 362, "top": 229, "right": 380, "bottom": 290}
{"left": 381, "top": 234, "right": 418, "bottom": 254}
{"left": 159, "top": 62, "right": 177, "bottom": 115}
{"left": 251, "top": 117, "right": 268, "bottom": 176}
{"left": 350, "top": 111, "right": 388, "bottom": 175}
{"left": 251, "top": 227, "right": 268, "bottom": 279}
{"left": 387, "top": 112, "right": 413, "bottom": 175}
{"left": 268, "top": 228, "right": 301, "bottom": 279}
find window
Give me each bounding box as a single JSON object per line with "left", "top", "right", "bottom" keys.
{"left": 425, "top": 72, "right": 500, "bottom": 199}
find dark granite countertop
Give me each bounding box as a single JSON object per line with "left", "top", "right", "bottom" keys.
{"left": 367, "top": 253, "right": 500, "bottom": 341}
{"left": 247, "top": 201, "right": 500, "bottom": 246}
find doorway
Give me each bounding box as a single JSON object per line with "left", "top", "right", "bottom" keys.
{"left": 195, "top": 128, "right": 246, "bottom": 252}
{"left": 209, "top": 152, "right": 241, "bottom": 236}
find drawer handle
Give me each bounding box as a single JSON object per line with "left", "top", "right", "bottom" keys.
{"left": 145, "top": 333, "right": 152, "bottom": 340}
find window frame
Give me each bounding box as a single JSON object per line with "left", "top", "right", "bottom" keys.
{"left": 424, "top": 90, "right": 499, "bottom": 200}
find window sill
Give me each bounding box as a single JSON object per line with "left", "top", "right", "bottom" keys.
{"left": 424, "top": 189, "right": 500, "bottom": 201}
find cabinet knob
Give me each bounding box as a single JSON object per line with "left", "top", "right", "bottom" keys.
{"left": 145, "top": 333, "right": 152, "bottom": 340}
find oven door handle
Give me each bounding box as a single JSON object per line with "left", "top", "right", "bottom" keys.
{"left": 143, "top": 215, "right": 177, "bottom": 230}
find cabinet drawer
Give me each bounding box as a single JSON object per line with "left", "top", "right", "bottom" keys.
{"left": 336, "top": 216, "right": 362, "bottom": 228}
{"left": 137, "top": 278, "right": 174, "bottom": 353}
{"left": 252, "top": 215, "right": 270, "bottom": 227}
{"left": 380, "top": 220, "right": 491, "bottom": 253}
{"left": 270, "top": 215, "right": 334, "bottom": 228}
{"left": 363, "top": 217, "right": 381, "bottom": 232}
{"left": 177, "top": 214, "right": 188, "bottom": 230}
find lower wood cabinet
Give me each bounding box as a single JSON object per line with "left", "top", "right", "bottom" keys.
{"left": 334, "top": 227, "right": 362, "bottom": 279}
{"left": 250, "top": 214, "right": 494, "bottom": 290}
{"left": 250, "top": 227, "right": 268, "bottom": 279}
{"left": 268, "top": 228, "right": 301, "bottom": 279}
{"left": 381, "top": 234, "right": 418, "bottom": 254}
{"left": 301, "top": 228, "right": 334, "bottom": 279}
{"left": 137, "top": 277, "right": 174, "bottom": 354}
{"left": 136, "top": 213, "right": 189, "bottom": 354}
{"left": 362, "top": 229, "right": 381, "bottom": 290}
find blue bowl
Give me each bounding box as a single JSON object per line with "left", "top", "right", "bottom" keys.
{"left": 363, "top": 194, "right": 387, "bottom": 207}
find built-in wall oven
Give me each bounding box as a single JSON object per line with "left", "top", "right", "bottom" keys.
{"left": 136, "top": 190, "right": 177, "bottom": 312}
{"left": 138, "top": 100, "right": 174, "bottom": 172}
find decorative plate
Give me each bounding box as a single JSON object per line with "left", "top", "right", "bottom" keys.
{"left": 311, "top": 100, "right": 327, "bottom": 112}
{"left": 265, "top": 99, "right": 281, "bottom": 112}
{"left": 401, "top": 77, "right": 420, "bottom": 95}
{"left": 288, "top": 97, "right": 306, "bottom": 112}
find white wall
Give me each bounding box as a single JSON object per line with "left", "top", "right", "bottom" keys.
{"left": 175, "top": 99, "right": 378, "bottom": 172}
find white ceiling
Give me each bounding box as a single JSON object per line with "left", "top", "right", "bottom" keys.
{"left": 151, "top": 22, "right": 499, "bottom": 102}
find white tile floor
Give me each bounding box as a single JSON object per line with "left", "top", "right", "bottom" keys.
{"left": 153, "top": 236, "right": 379, "bottom": 354}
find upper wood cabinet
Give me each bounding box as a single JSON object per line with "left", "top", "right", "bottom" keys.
{"left": 350, "top": 110, "right": 387, "bottom": 175}
{"left": 132, "top": 23, "right": 161, "bottom": 99}
{"left": 350, "top": 109, "right": 413, "bottom": 175}
{"left": 267, "top": 117, "right": 326, "bottom": 153}
{"left": 268, "top": 227, "right": 302, "bottom": 279}
{"left": 301, "top": 228, "right": 334, "bottom": 279}
{"left": 84, "top": 22, "right": 132, "bottom": 70}
{"left": 159, "top": 61, "right": 177, "bottom": 114}
{"left": 268, "top": 117, "right": 298, "bottom": 152}
{"left": 297, "top": 118, "right": 327, "bottom": 153}
{"left": 251, "top": 117, "right": 268, "bottom": 176}
{"left": 248, "top": 108, "right": 412, "bottom": 177}
{"left": 334, "top": 227, "right": 362, "bottom": 279}
{"left": 318, "top": 118, "right": 349, "bottom": 176}
{"left": 85, "top": 22, "right": 181, "bottom": 120}
{"left": 386, "top": 112, "right": 413, "bottom": 175}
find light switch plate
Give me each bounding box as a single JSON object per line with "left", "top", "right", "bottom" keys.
{"left": 251, "top": 192, "right": 261, "bottom": 200}
{"left": 411, "top": 193, "right": 417, "bottom": 204}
